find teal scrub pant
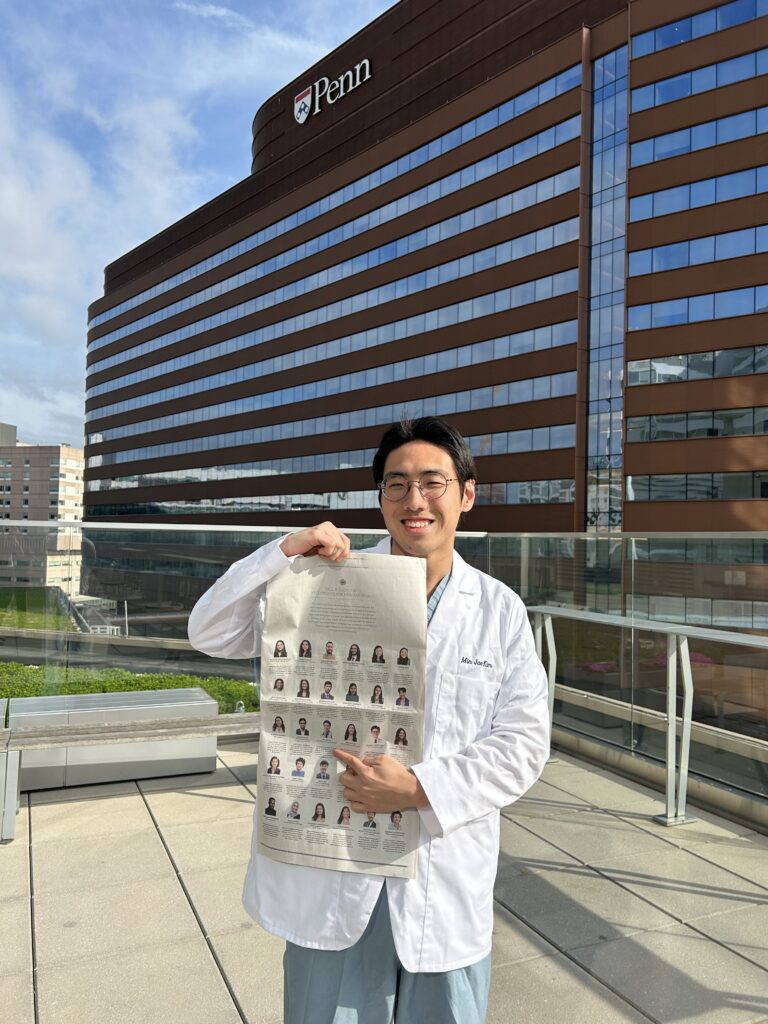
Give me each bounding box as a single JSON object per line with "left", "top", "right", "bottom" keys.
{"left": 283, "top": 888, "right": 492, "bottom": 1024}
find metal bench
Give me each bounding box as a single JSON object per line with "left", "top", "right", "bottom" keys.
{"left": 0, "top": 706, "right": 261, "bottom": 842}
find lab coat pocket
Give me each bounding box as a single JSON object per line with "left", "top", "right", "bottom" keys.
{"left": 433, "top": 672, "right": 498, "bottom": 755}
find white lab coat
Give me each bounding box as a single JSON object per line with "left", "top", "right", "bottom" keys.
{"left": 188, "top": 536, "right": 550, "bottom": 972}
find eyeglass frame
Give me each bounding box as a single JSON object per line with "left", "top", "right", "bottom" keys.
{"left": 378, "top": 471, "right": 461, "bottom": 501}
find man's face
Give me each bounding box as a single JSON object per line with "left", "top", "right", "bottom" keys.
{"left": 371, "top": 727, "right": 380, "bottom": 740}
{"left": 380, "top": 441, "right": 474, "bottom": 565}
{"left": 366, "top": 811, "right": 375, "bottom": 821}
{"left": 298, "top": 719, "right": 306, "bottom": 729}
{"left": 320, "top": 762, "right": 328, "bottom": 772}
{"left": 296, "top": 759, "right": 304, "bottom": 769}
{"left": 325, "top": 642, "right": 334, "bottom": 654}
{"left": 324, "top": 682, "right": 332, "bottom": 693}
{"left": 322, "top": 721, "right": 331, "bottom": 733}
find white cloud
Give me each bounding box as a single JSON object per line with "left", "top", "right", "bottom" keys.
{"left": 0, "top": 0, "right": 396, "bottom": 449}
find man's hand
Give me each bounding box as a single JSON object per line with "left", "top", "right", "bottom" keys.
{"left": 334, "top": 749, "right": 429, "bottom": 813}
{"left": 280, "top": 522, "right": 350, "bottom": 562}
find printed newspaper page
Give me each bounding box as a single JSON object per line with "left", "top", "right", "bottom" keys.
{"left": 257, "top": 553, "right": 426, "bottom": 879}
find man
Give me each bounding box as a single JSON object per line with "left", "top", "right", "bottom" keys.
{"left": 291, "top": 758, "right": 306, "bottom": 778}
{"left": 188, "top": 416, "right": 549, "bottom": 1024}
{"left": 322, "top": 641, "right": 336, "bottom": 660}
{"left": 369, "top": 725, "right": 382, "bottom": 743}
{"left": 315, "top": 760, "right": 331, "bottom": 780}
{"left": 264, "top": 797, "right": 277, "bottom": 816}
{"left": 395, "top": 687, "right": 410, "bottom": 707}
{"left": 363, "top": 810, "right": 377, "bottom": 829}
{"left": 320, "top": 721, "right": 333, "bottom": 740}
{"left": 320, "top": 681, "right": 334, "bottom": 700}
{"left": 295, "top": 719, "right": 309, "bottom": 737}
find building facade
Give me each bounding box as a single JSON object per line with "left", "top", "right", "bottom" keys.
{"left": 0, "top": 423, "right": 84, "bottom": 593}
{"left": 85, "top": 0, "right": 768, "bottom": 532}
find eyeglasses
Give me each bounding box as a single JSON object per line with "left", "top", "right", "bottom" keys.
{"left": 379, "top": 471, "right": 458, "bottom": 501}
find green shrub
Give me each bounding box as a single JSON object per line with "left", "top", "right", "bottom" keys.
{"left": 0, "top": 662, "right": 258, "bottom": 714}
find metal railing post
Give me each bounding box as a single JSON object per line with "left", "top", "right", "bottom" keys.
{"left": 676, "top": 634, "right": 695, "bottom": 822}
{"left": 1, "top": 750, "right": 20, "bottom": 842}
{"left": 543, "top": 614, "right": 557, "bottom": 725}
{"left": 654, "top": 631, "right": 695, "bottom": 826}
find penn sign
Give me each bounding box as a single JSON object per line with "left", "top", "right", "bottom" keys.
{"left": 294, "top": 59, "right": 372, "bottom": 124}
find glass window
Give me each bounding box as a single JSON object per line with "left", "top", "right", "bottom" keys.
{"left": 651, "top": 474, "right": 686, "bottom": 500}
{"left": 653, "top": 241, "right": 688, "bottom": 271}
{"left": 652, "top": 413, "right": 686, "bottom": 440}
{"left": 632, "top": 30, "right": 655, "bottom": 57}
{"left": 631, "top": 139, "right": 654, "bottom": 165}
{"left": 627, "top": 359, "right": 650, "bottom": 386}
{"left": 718, "top": 0, "right": 757, "bottom": 30}
{"left": 628, "top": 249, "right": 652, "bottom": 275}
{"left": 687, "top": 351, "right": 714, "bottom": 378}
{"left": 656, "top": 20, "right": 691, "bottom": 49}
{"left": 691, "top": 64, "right": 718, "bottom": 93}
{"left": 691, "top": 120, "right": 717, "bottom": 150}
{"left": 652, "top": 298, "right": 688, "bottom": 327}
{"left": 628, "top": 304, "right": 651, "bottom": 330}
{"left": 689, "top": 236, "right": 715, "bottom": 264}
{"left": 690, "top": 178, "right": 717, "bottom": 207}
{"left": 717, "top": 167, "right": 754, "bottom": 201}
{"left": 655, "top": 128, "right": 690, "bottom": 160}
{"left": 754, "top": 470, "right": 768, "bottom": 497}
{"left": 714, "top": 347, "right": 754, "bottom": 376}
{"left": 688, "top": 411, "right": 715, "bottom": 437}
{"left": 715, "top": 471, "right": 753, "bottom": 498}
{"left": 632, "top": 85, "right": 654, "bottom": 111}
{"left": 714, "top": 287, "right": 754, "bottom": 318}
{"left": 688, "top": 293, "right": 715, "bottom": 321}
{"left": 717, "top": 109, "right": 756, "bottom": 144}
{"left": 625, "top": 417, "right": 650, "bottom": 442}
{"left": 625, "top": 475, "right": 649, "bottom": 501}
{"left": 687, "top": 474, "right": 714, "bottom": 499}
{"left": 718, "top": 51, "right": 756, "bottom": 86}
{"left": 714, "top": 408, "right": 754, "bottom": 434}
{"left": 655, "top": 73, "right": 691, "bottom": 105}
{"left": 629, "top": 194, "right": 653, "bottom": 220}
{"left": 754, "top": 406, "right": 768, "bottom": 433}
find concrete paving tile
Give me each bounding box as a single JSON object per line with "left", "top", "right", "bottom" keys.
{"left": 513, "top": 778, "right": 593, "bottom": 812}
{"left": 490, "top": 902, "right": 560, "bottom": 966}
{"left": 37, "top": 936, "right": 242, "bottom": 1024}
{"left": 495, "top": 858, "right": 675, "bottom": 951}
{"left": 137, "top": 763, "right": 239, "bottom": 792}
{"left": 33, "top": 827, "right": 174, "bottom": 895}
{"left": 0, "top": 896, "right": 32, "bottom": 974}
{"left": 161, "top": 814, "right": 256, "bottom": 876}
{"left": 551, "top": 771, "right": 665, "bottom": 815}
{"left": 593, "top": 845, "right": 768, "bottom": 922}
{"left": 216, "top": 741, "right": 259, "bottom": 767}
{"left": 0, "top": 832, "right": 30, "bottom": 899}
{"left": 687, "top": 834, "right": 768, "bottom": 889}
{"left": 510, "top": 805, "right": 671, "bottom": 866}
{"left": 0, "top": 970, "right": 33, "bottom": 1024}
{"left": 223, "top": 760, "right": 259, "bottom": 786}
{"left": 30, "top": 780, "right": 138, "bottom": 805}
{"left": 497, "top": 815, "right": 584, "bottom": 879}
{"left": 486, "top": 948, "right": 650, "bottom": 1023}
{"left": 625, "top": 811, "right": 765, "bottom": 856}
{"left": 34, "top": 874, "right": 200, "bottom": 966}
{"left": 183, "top": 863, "right": 257, "bottom": 936}
{"left": 31, "top": 791, "right": 154, "bottom": 843}
{"left": 142, "top": 782, "right": 256, "bottom": 828}
{"left": 691, "top": 904, "right": 768, "bottom": 971}
{"left": 571, "top": 922, "right": 768, "bottom": 1024}
{"left": 210, "top": 925, "right": 285, "bottom": 1024}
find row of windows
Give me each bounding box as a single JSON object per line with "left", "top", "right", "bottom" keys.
{"left": 626, "top": 406, "right": 768, "bottom": 441}
{"left": 88, "top": 166, "right": 580, "bottom": 397}
{"left": 86, "top": 370, "right": 578, "bottom": 468}
{"left": 628, "top": 224, "right": 768, "bottom": 276}
{"left": 628, "top": 537, "right": 768, "bottom": 564}
{"left": 628, "top": 284, "right": 768, "bottom": 330}
{"left": 90, "top": 146, "right": 580, "bottom": 353}
{"left": 631, "top": 0, "right": 768, "bottom": 58}
{"left": 627, "top": 471, "right": 768, "bottom": 500}
{"left": 627, "top": 593, "right": 768, "bottom": 630}
{"left": 89, "top": 64, "right": 582, "bottom": 330}
{"left": 85, "top": 424, "right": 578, "bottom": 492}
{"left": 630, "top": 106, "right": 768, "bottom": 167}
{"left": 629, "top": 164, "right": 768, "bottom": 222}
{"left": 87, "top": 220, "right": 580, "bottom": 422}
{"left": 89, "top": 115, "right": 582, "bottom": 371}
{"left": 85, "top": 478, "right": 577, "bottom": 518}
{"left": 87, "top": 268, "right": 579, "bottom": 439}
{"left": 632, "top": 47, "right": 768, "bottom": 112}
{"left": 627, "top": 345, "right": 768, "bottom": 385}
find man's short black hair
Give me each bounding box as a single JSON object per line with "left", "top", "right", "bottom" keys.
{"left": 372, "top": 417, "right": 477, "bottom": 492}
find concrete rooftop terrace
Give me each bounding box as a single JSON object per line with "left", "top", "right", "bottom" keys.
{"left": 2, "top": 745, "right": 768, "bottom": 1024}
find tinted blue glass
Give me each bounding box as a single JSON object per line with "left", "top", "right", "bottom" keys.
{"left": 628, "top": 250, "right": 652, "bottom": 275}
{"left": 719, "top": 51, "right": 756, "bottom": 85}
{"left": 689, "top": 294, "right": 715, "bottom": 321}
{"left": 691, "top": 65, "right": 718, "bottom": 92}
{"left": 690, "top": 178, "right": 717, "bottom": 207}
{"left": 631, "top": 140, "right": 654, "bottom": 165}
{"left": 717, "top": 167, "right": 755, "bottom": 199}
{"left": 715, "top": 287, "right": 754, "bottom": 316}
{"left": 715, "top": 227, "right": 753, "bottom": 259}
{"left": 628, "top": 305, "right": 651, "bottom": 330}
{"left": 653, "top": 298, "right": 688, "bottom": 326}
{"left": 654, "top": 241, "right": 688, "bottom": 271}
{"left": 656, "top": 20, "right": 691, "bottom": 48}
{"left": 692, "top": 8, "right": 718, "bottom": 35}
{"left": 691, "top": 121, "right": 717, "bottom": 150}
{"left": 717, "top": 0, "right": 756, "bottom": 29}
{"left": 629, "top": 195, "right": 653, "bottom": 220}
{"left": 656, "top": 73, "right": 691, "bottom": 104}
{"left": 632, "top": 30, "right": 655, "bottom": 56}
{"left": 756, "top": 285, "right": 768, "bottom": 312}
{"left": 689, "top": 236, "right": 715, "bottom": 264}
{"left": 717, "top": 109, "right": 756, "bottom": 143}
{"left": 632, "top": 85, "right": 654, "bottom": 111}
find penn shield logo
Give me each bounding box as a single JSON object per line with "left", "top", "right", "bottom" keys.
{"left": 293, "top": 59, "right": 372, "bottom": 126}
{"left": 294, "top": 86, "right": 312, "bottom": 124}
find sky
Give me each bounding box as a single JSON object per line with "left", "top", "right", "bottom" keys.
{"left": 0, "top": 0, "right": 395, "bottom": 447}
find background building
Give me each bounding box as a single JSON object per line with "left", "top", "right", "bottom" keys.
{"left": 85, "top": 0, "right": 768, "bottom": 532}
{"left": 0, "top": 422, "right": 84, "bottom": 593}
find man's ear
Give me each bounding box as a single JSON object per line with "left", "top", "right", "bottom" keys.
{"left": 461, "top": 478, "right": 476, "bottom": 513}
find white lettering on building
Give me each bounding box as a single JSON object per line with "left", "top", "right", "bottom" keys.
{"left": 294, "top": 59, "right": 372, "bottom": 124}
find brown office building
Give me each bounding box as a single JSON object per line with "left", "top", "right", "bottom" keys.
{"left": 85, "top": 0, "right": 768, "bottom": 533}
